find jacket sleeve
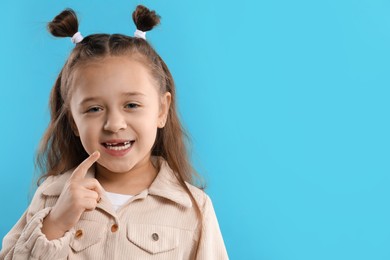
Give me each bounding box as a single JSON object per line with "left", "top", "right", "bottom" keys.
{"left": 195, "top": 195, "right": 229, "bottom": 260}
{"left": 0, "top": 177, "right": 74, "bottom": 260}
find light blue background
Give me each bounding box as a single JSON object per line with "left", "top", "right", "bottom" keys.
{"left": 1, "top": 0, "right": 390, "bottom": 259}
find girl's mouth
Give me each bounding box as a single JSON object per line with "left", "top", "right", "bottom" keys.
{"left": 102, "top": 141, "right": 135, "bottom": 151}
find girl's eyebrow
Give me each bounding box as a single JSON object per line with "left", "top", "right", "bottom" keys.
{"left": 123, "top": 91, "right": 147, "bottom": 98}
{"left": 78, "top": 97, "right": 100, "bottom": 106}
{"left": 78, "top": 92, "right": 146, "bottom": 106}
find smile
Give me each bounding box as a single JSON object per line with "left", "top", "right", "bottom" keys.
{"left": 102, "top": 141, "right": 135, "bottom": 151}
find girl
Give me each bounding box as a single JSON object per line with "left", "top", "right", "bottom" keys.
{"left": 0, "top": 5, "right": 228, "bottom": 260}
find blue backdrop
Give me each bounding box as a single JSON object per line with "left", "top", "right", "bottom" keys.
{"left": 1, "top": 0, "right": 390, "bottom": 259}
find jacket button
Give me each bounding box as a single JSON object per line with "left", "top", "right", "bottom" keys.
{"left": 75, "top": 229, "right": 83, "bottom": 239}
{"left": 152, "top": 233, "right": 159, "bottom": 241}
{"left": 111, "top": 224, "right": 119, "bottom": 233}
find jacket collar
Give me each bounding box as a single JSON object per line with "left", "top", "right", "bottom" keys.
{"left": 147, "top": 157, "right": 192, "bottom": 208}
{"left": 41, "top": 156, "right": 192, "bottom": 208}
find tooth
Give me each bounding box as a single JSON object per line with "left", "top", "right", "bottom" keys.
{"left": 106, "top": 142, "right": 131, "bottom": 151}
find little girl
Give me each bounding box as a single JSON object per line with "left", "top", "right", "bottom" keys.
{"left": 0, "top": 5, "right": 228, "bottom": 259}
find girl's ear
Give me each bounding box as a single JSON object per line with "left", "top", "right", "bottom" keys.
{"left": 158, "top": 92, "right": 172, "bottom": 128}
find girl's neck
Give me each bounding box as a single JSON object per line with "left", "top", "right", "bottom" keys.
{"left": 94, "top": 157, "right": 158, "bottom": 195}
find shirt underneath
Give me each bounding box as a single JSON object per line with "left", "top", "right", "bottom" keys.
{"left": 105, "top": 191, "right": 133, "bottom": 211}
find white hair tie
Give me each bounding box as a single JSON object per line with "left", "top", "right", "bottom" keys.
{"left": 134, "top": 29, "right": 146, "bottom": 40}
{"left": 71, "top": 31, "right": 84, "bottom": 44}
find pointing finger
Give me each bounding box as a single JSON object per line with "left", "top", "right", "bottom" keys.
{"left": 71, "top": 151, "right": 100, "bottom": 180}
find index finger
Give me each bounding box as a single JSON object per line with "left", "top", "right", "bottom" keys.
{"left": 71, "top": 151, "right": 100, "bottom": 180}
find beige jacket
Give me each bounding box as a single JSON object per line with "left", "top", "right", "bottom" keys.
{"left": 0, "top": 157, "right": 228, "bottom": 259}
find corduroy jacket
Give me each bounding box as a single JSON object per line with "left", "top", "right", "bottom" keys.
{"left": 0, "top": 157, "right": 228, "bottom": 259}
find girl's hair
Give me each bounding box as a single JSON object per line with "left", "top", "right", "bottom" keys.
{"left": 37, "top": 5, "right": 205, "bottom": 240}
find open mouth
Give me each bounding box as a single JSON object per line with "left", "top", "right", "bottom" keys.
{"left": 102, "top": 141, "right": 135, "bottom": 151}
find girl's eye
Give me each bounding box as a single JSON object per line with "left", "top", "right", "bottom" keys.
{"left": 126, "top": 103, "right": 139, "bottom": 109}
{"left": 86, "top": 107, "right": 102, "bottom": 113}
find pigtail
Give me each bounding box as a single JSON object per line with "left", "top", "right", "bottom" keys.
{"left": 132, "top": 5, "right": 160, "bottom": 32}
{"left": 47, "top": 8, "right": 79, "bottom": 38}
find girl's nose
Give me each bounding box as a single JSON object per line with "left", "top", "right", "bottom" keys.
{"left": 103, "top": 111, "right": 127, "bottom": 133}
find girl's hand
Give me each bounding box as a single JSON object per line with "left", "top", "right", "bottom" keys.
{"left": 42, "top": 151, "right": 104, "bottom": 240}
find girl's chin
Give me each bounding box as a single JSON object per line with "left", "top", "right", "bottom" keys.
{"left": 95, "top": 154, "right": 153, "bottom": 175}
{"left": 96, "top": 162, "right": 134, "bottom": 175}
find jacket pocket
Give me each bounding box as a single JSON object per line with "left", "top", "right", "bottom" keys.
{"left": 70, "top": 220, "right": 106, "bottom": 252}
{"left": 126, "top": 223, "right": 179, "bottom": 254}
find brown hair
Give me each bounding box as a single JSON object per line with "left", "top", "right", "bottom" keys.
{"left": 38, "top": 5, "right": 205, "bottom": 247}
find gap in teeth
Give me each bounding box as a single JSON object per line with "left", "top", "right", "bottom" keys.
{"left": 106, "top": 141, "right": 131, "bottom": 146}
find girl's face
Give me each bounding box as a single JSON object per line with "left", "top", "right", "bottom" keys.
{"left": 69, "top": 56, "right": 171, "bottom": 175}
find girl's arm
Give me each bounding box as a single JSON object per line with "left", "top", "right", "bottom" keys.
{"left": 0, "top": 177, "right": 74, "bottom": 260}
{"left": 0, "top": 153, "right": 102, "bottom": 259}
{"left": 196, "top": 195, "right": 229, "bottom": 259}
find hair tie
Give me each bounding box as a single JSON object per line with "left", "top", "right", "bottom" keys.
{"left": 134, "top": 29, "right": 146, "bottom": 40}
{"left": 71, "top": 31, "right": 84, "bottom": 44}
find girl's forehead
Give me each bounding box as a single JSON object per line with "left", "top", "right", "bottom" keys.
{"left": 74, "top": 56, "right": 151, "bottom": 80}
{"left": 70, "top": 56, "right": 159, "bottom": 97}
